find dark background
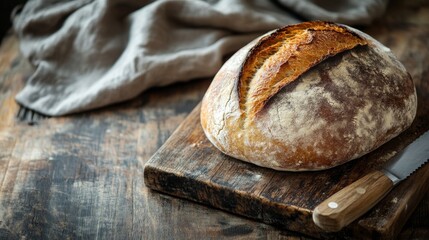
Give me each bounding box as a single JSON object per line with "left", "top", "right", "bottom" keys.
{"left": 0, "top": 1, "right": 27, "bottom": 41}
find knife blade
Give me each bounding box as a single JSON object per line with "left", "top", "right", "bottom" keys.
{"left": 312, "top": 130, "right": 429, "bottom": 232}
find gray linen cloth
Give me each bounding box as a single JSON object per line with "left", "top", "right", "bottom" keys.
{"left": 13, "top": 0, "right": 388, "bottom": 116}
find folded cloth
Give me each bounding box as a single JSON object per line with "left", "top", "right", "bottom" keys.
{"left": 13, "top": 0, "right": 388, "bottom": 116}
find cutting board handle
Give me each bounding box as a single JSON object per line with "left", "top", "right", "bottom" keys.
{"left": 312, "top": 170, "right": 394, "bottom": 232}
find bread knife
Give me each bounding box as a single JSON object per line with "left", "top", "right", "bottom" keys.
{"left": 312, "top": 130, "right": 429, "bottom": 232}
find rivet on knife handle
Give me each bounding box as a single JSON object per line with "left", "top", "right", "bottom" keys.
{"left": 312, "top": 171, "right": 394, "bottom": 232}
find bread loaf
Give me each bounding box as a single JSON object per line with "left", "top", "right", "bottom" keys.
{"left": 200, "top": 21, "right": 417, "bottom": 171}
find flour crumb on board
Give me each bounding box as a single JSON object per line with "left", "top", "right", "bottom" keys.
{"left": 190, "top": 141, "right": 204, "bottom": 148}
{"left": 391, "top": 197, "right": 398, "bottom": 204}
{"left": 252, "top": 174, "right": 262, "bottom": 181}
{"left": 380, "top": 151, "right": 397, "bottom": 162}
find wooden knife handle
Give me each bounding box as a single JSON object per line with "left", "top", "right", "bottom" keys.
{"left": 312, "top": 171, "right": 394, "bottom": 232}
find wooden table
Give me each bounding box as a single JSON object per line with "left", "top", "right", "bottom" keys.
{"left": 0, "top": 0, "right": 428, "bottom": 239}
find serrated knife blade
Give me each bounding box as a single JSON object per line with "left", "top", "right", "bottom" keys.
{"left": 313, "top": 130, "right": 429, "bottom": 232}
{"left": 382, "top": 130, "right": 429, "bottom": 184}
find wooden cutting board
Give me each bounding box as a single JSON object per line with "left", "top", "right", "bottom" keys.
{"left": 144, "top": 103, "right": 429, "bottom": 239}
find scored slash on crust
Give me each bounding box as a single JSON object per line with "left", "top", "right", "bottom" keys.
{"left": 237, "top": 21, "right": 367, "bottom": 126}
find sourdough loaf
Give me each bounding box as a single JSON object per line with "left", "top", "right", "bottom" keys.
{"left": 200, "top": 21, "right": 417, "bottom": 171}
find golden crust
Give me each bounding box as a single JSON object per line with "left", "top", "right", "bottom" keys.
{"left": 238, "top": 21, "right": 367, "bottom": 119}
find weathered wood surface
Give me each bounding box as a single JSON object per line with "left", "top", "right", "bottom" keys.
{"left": 0, "top": 34, "right": 307, "bottom": 240}
{"left": 0, "top": 0, "right": 429, "bottom": 239}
